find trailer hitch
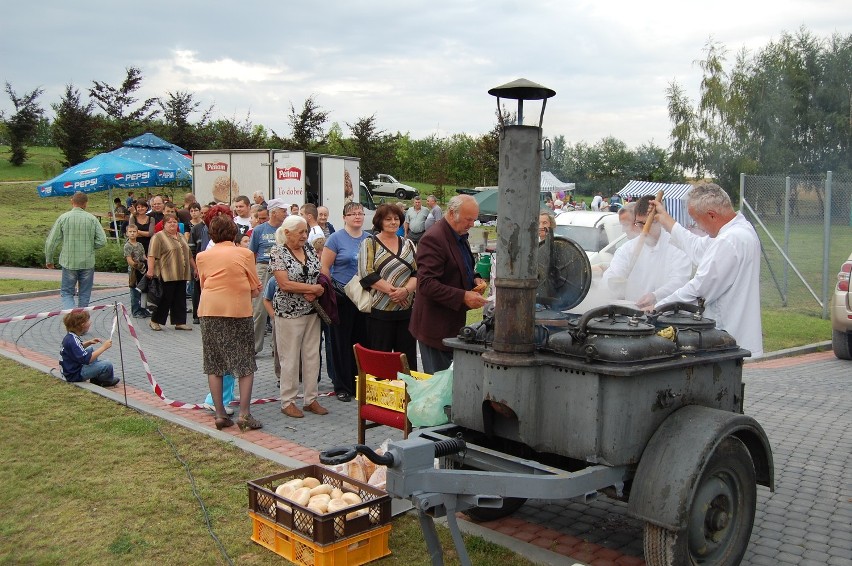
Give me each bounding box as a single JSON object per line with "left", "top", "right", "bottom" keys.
{"left": 319, "top": 437, "right": 467, "bottom": 467}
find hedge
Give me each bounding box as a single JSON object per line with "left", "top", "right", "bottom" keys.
{"left": 0, "top": 237, "right": 128, "bottom": 273}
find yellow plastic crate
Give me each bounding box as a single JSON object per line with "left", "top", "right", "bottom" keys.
{"left": 358, "top": 370, "right": 432, "bottom": 411}
{"left": 250, "top": 512, "right": 391, "bottom": 566}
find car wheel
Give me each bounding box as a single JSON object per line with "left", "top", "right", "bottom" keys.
{"left": 832, "top": 329, "right": 852, "bottom": 359}
{"left": 395, "top": 189, "right": 407, "bottom": 199}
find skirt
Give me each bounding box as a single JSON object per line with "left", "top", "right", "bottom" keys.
{"left": 200, "top": 316, "right": 258, "bottom": 377}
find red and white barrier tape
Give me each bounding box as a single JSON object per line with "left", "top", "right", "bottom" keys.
{"left": 1, "top": 302, "right": 280, "bottom": 409}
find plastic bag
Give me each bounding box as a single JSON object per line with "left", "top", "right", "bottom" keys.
{"left": 400, "top": 366, "right": 453, "bottom": 427}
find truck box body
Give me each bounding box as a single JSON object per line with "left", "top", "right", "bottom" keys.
{"left": 192, "top": 149, "right": 374, "bottom": 229}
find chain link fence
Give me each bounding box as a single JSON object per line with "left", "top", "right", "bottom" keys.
{"left": 741, "top": 171, "right": 852, "bottom": 318}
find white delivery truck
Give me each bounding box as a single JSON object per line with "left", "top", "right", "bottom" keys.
{"left": 191, "top": 149, "right": 376, "bottom": 229}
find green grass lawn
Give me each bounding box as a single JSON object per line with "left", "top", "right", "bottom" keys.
{"left": 0, "top": 145, "right": 67, "bottom": 182}
{"left": 0, "top": 356, "right": 536, "bottom": 565}
{"left": 0, "top": 279, "right": 60, "bottom": 294}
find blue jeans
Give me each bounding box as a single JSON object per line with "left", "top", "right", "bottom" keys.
{"left": 60, "top": 268, "right": 95, "bottom": 310}
{"left": 80, "top": 356, "right": 114, "bottom": 385}
{"left": 130, "top": 286, "right": 143, "bottom": 315}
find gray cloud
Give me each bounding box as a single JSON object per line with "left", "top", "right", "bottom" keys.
{"left": 2, "top": 0, "right": 848, "bottom": 149}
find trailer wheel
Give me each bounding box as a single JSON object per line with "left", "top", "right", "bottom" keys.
{"left": 643, "top": 436, "right": 756, "bottom": 566}
{"left": 464, "top": 497, "right": 528, "bottom": 522}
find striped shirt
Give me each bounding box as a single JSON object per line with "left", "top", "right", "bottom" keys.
{"left": 358, "top": 236, "right": 417, "bottom": 312}
{"left": 148, "top": 231, "right": 192, "bottom": 282}
{"left": 44, "top": 207, "right": 107, "bottom": 269}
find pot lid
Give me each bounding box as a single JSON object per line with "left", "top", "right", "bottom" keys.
{"left": 656, "top": 311, "right": 716, "bottom": 329}
{"left": 583, "top": 313, "right": 657, "bottom": 336}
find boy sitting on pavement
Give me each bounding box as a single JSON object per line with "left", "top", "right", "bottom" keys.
{"left": 59, "top": 311, "right": 119, "bottom": 387}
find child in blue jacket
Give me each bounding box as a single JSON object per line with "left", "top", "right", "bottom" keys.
{"left": 60, "top": 311, "right": 119, "bottom": 387}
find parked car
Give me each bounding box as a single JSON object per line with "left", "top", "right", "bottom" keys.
{"left": 830, "top": 252, "right": 852, "bottom": 359}
{"left": 554, "top": 210, "right": 628, "bottom": 266}
{"left": 369, "top": 174, "right": 419, "bottom": 199}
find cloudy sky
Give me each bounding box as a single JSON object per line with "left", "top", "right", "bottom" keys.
{"left": 2, "top": 0, "right": 848, "bottom": 150}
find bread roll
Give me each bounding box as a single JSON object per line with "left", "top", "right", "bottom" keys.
{"left": 302, "top": 477, "right": 321, "bottom": 489}
{"left": 309, "top": 484, "right": 333, "bottom": 496}
{"left": 347, "top": 460, "right": 366, "bottom": 483}
{"left": 308, "top": 501, "right": 328, "bottom": 514}
{"left": 330, "top": 488, "right": 343, "bottom": 500}
{"left": 292, "top": 487, "right": 311, "bottom": 507}
{"left": 309, "top": 493, "right": 331, "bottom": 506}
{"left": 282, "top": 478, "right": 304, "bottom": 490}
{"left": 341, "top": 492, "right": 362, "bottom": 506}
{"left": 327, "top": 498, "right": 348, "bottom": 514}
{"left": 346, "top": 509, "right": 367, "bottom": 521}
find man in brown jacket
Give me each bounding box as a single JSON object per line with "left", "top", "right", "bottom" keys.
{"left": 410, "top": 195, "right": 487, "bottom": 373}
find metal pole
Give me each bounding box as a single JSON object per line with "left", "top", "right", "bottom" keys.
{"left": 822, "top": 171, "right": 833, "bottom": 319}
{"left": 489, "top": 125, "right": 540, "bottom": 355}
{"left": 783, "top": 176, "right": 791, "bottom": 305}
{"left": 739, "top": 173, "right": 745, "bottom": 210}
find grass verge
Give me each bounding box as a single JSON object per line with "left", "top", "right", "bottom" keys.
{"left": 0, "top": 357, "right": 535, "bottom": 565}
{"left": 0, "top": 279, "right": 61, "bottom": 294}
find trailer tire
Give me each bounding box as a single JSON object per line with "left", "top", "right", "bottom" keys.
{"left": 642, "top": 436, "right": 756, "bottom": 566}
{"left": 464, "top": 497, "right": 527, "bottom": 522}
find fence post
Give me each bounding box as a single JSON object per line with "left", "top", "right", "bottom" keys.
{"left": 823, "top": 171, "right": 833, "bottom": 319}
{"left": 783, "top": 176, "right": 791, "bottom": 306}
{"left": 739, "top": 173, "right": 745, "bottom": 210}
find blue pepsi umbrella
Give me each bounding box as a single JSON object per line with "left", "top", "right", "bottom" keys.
{"left": 109, "top": 132, "right": 192, "bottom": 185}
{"left": 37, "top": 153, "right": 176, "bottom": 197}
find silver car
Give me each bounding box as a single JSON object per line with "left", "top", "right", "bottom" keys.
{"left": 830, "top": 252, "right": 852, "bottom": 359}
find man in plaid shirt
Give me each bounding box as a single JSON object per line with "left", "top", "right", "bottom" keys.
{"left": 45, "top": 191, "right": 107, "bottom": 310}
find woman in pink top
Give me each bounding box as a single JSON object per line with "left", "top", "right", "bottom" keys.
{"left": 197, "top": 215, "right": 262, "bottom": 431}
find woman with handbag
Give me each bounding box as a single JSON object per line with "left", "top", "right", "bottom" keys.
{"left": 271, "top": 215, "right": 328, "bottom": 418}
{"left": 358, "top": 203, "right": 418, "bottom": 370}
{"left": 196, "top": 214, "right": 263, "bottom": 431}
{"left": 146, "top": 213, "right": 193, "bottom": 331}
{"left": 320, "top": 201, "right": 370, "bottom": 402}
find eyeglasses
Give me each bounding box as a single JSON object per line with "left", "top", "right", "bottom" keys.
{"left": 345, "top": 212, "right": 365, "bottom": 217}
{"left": 634, "top": 221, "right": 646, "bottom": 227}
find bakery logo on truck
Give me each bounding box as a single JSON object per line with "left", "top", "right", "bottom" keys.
{"left": 276, "top": 166, "right": 302, "bottom": 181}
{"left": 205, "top": 162, "right": 228, "bottom": 172}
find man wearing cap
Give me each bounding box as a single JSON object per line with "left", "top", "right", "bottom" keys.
{"left": 404, "top": 195, "right": 429, "bottom": 243}
{"left": 248, "top": 198, "right": 287, "bottom": 355}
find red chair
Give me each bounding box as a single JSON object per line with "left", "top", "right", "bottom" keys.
{"left": 353, "top": 343, "right": 411, "bottom": 444}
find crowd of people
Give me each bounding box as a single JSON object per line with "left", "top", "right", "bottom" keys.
{"left": 49, "top": 180, "right": 763, "bottom": 431}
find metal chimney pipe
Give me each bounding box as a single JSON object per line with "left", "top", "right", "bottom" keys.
{"left": 490, "top": 124, "right": 541, "bottom": 354}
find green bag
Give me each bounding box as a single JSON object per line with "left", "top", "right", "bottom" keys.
{"left": 400, "top": 366, "right": 453, "bottom": 427}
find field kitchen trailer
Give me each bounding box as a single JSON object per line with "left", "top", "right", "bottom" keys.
{"left": 321, "top": 79, "right": 773, "bottom": 566}
{"left": 191, "top": 149, "right": 376, "bottom": 228}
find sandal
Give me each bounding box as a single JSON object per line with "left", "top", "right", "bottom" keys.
{"left": 149, "top": 321, "right": 162, "bottom": 331}
{"left": 237, "top": 413, "right": 263, "bottom": 432}
{"left": 214, "top": 416, "right": 234, "bottom": 430}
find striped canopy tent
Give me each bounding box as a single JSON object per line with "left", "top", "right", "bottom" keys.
{"left": 618, "top": 180, "right": 694, "bottom": 228}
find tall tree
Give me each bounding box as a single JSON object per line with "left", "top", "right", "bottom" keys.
{"left": 158, "top": 90, "right": 213, "bottom": 151}
{"left": 89, "top": 66, "right": 159, "bottom": 150}
{"left": 52, "top": 84, "right": 96, "bottom": 167}
{"left": 3, "top": 83, "right": 44, "bottom": 166}
{"left": 288, "top": 95, "right": 329, "bottom": 150}
{"left": 346, "top": 114, "right": 395, "bottom": 185}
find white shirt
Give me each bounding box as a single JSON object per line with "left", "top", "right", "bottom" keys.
{"left": 234, "top": 216, "right": 252, "bottom": 231}
{"left": 307, "top": 224, "right": 324, "bottom": 244}
{"left": 656, "top": 213, "right": 763, "bottom": 357}
{"left": 591, "top": 195, "right": 603, "bottom": 211}
{"left": 602, "top": 230, "right": 692, "bottom": 303}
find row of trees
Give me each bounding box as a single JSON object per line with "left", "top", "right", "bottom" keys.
{"left": 3, "top": 28, "right": 849, "bottom": 198}
{"left": 667, "top": 28, "right": 852, "bottom": 191}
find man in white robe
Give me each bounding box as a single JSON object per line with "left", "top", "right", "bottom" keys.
{"left": 604, "top": 197, "right": 692, "bottom": 307}
{"left": 651, "top": 183, "right": 763, "bottom": 357}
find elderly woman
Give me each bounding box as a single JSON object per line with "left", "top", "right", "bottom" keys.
{"left": 358, "top": 203, "right": 418, "bottom": 369}
{"left": 196, "top": 215, "right": 263, "bottom": 431}
{"left": 146, "top": 213, "right": 193, "bottom": 331}
{"left": 271, "top": 215, "right": 328, "bottom": 418}
{"left": 321, "top": 201, "right": 370, "bottom": 402}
